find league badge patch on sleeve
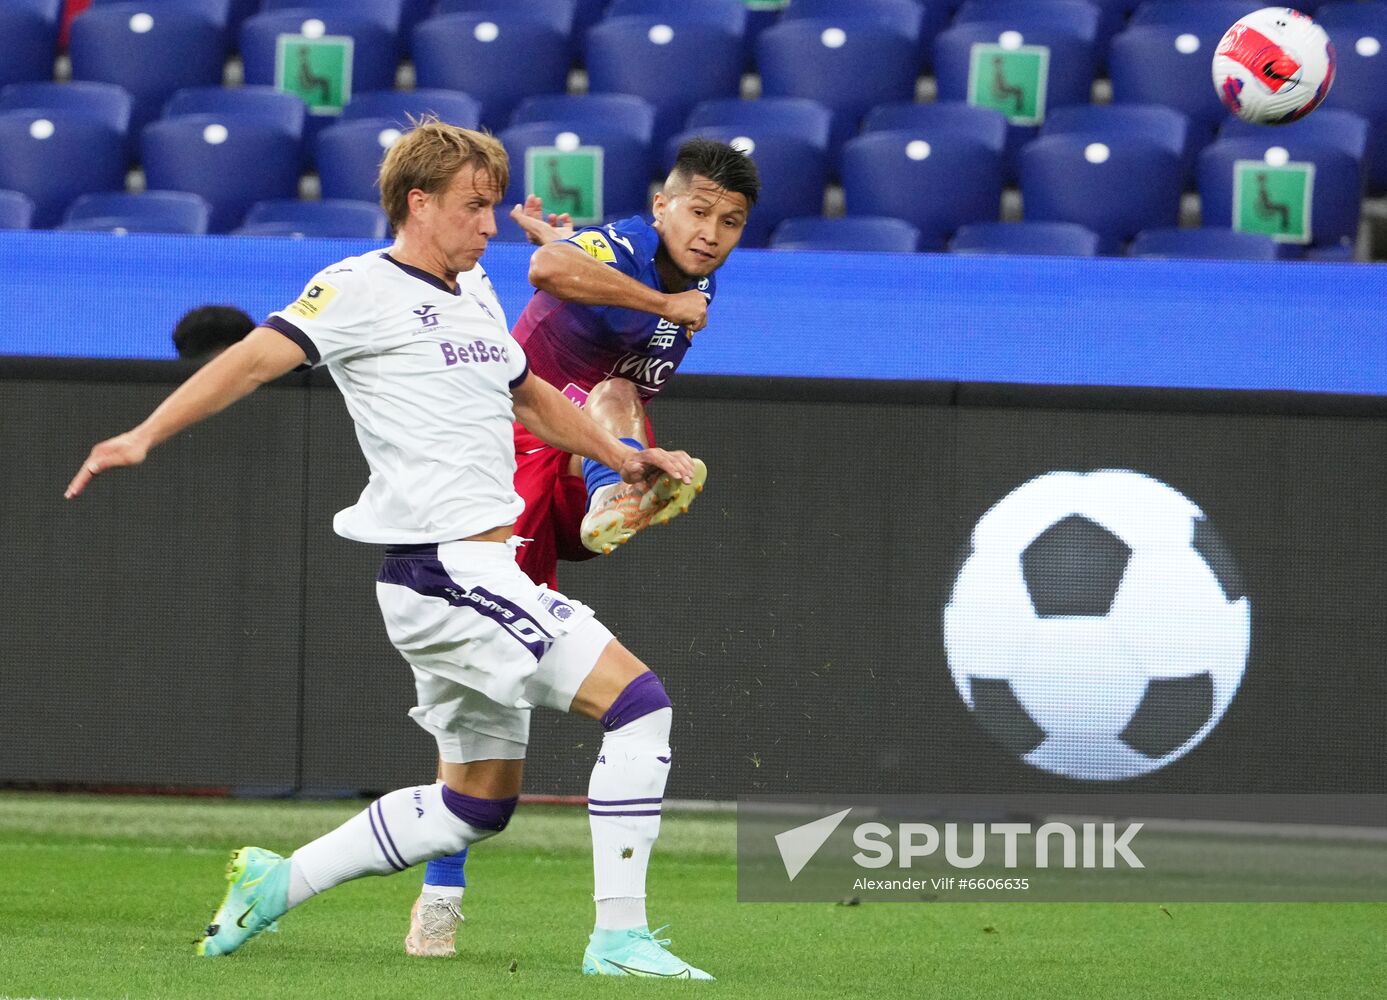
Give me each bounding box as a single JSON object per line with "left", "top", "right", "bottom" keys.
{"left": 285, "top": 280, "right": 339, "bottom": 320}
{"left": 571, "top": 231, "right": 618, "bottom": 264}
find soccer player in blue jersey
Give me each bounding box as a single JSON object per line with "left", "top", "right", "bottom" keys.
{"left": 405, "top": 138, "right": 760, "bottom": 957}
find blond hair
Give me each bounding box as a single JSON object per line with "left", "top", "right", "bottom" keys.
{"left": 377, "top": 118, "right": 509, "bottom": 232}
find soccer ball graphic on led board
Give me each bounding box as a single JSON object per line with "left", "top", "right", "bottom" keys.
{"left": 1213, "top": 7, "right": 1336, "bottom": 125}
{"left": 944, "top": 471, "right": 1251, "bottom": 781}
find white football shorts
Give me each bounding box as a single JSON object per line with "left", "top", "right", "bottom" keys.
{"left": 375, "top": 538, "right": 614, "bottom": 762}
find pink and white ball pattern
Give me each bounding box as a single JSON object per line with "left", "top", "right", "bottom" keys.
{"left": 1212, "top": 7, "right": 1336, "bottom": 125}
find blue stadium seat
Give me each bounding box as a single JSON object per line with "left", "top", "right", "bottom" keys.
{"left": 413, "top": 13, "right": 570, "bottom": 129}
{"left": 1197, "top": 136, "right": 1362, "bottom": 251}
{"left": 862, "top": 101, "right": 1008, "bottom": 154}
{"left": 0, "top": 111, "right": 127, "bottom": 228}
{"left": 1042, "top": 103, "right": 1198, "bottom": 184}
{"left": 1312, "top": 4, "right": 1387, "bottom": 191}
{"left": 954, "top": 1, "right": 1100, "bottom": 41}
{"left": 496, "top": 121, "right": 653, "bottom": 241}
{"left": 586, "top": 17, "right": 744, "bottom": 150}
{"left": 1020, "top": 133, "right": 1183, "bottom": 253}
{"left": 949, "top": 220, "right": 1101, "bottom": 256}
{"left": 770, "top": 215, "right": 921, "bottom": 253}
{"left": 0, "top": 190, "right": 36, "bottom": 230}
{"left": 258, "top": 0, "right": 402, "bottom": 35}
{"left": 662, "top": 127, "right": 827, "bottom": 248}
{"left": 60, "top": 190, "right": 211, "bottom": 233}
{"left": 511, "top": 94, "right": 656, "bottom": 146}
{"left": 757, "top": 19, "right": 920, "bottom": 163}
{"left": 9, "top": 0, "right": 62, "bottom": 21}
{"left": 1217, "top": 109, "right": 1369, "bottom": 166}
{"left": 88, "top": 0, "right": 231, "bottom": 32}
{"left": 315, "top": 117, "right": 403, "bottom": 202}
{"left": 70, "top": 4, "right": 226, "bottom": 133}
{"left": 933, "top": 22, "right": 1097, "bottom": 178}
{"left": 604, "top": 0, "right": 747, "bottom": 35}
{"left": 1109, "top": 23, "right": 1234, "bottom": 130}
{"left": 1128, "top": 1, "right": 1261, "bottom": 30}
{"left": 841, "top": 129, "right": 1003, "bottom": 251}
{"left": 436, "top": 0, "right": 576, "bottom": 36}
{"left": 344, "top": 88, "right": 482, "bottom": 129}
{"left": 684, "top": 98, "right": 833, "bottom": 153}
{"left": 780, "top": 0, "right": 948, "bottom": 67}
{"left": 141, "top": 114, "right": 302, "bottom": 232}
{"left": 235, "top": 198, "right": 389, "bottom": 238}
{"left": 241, "top": 10, "right": 400, "bottom": 119}
{"left": 0, "top": 81, "right": 133, "bottom": 136}
{"left": 0, "top": 4, "right": 57, "bottom": 90}
{"left": 1127, "top": 226, "right": 1281, "bottom": 260}
{"left": 165, "top": 86, "right": 306, "bottom": 141}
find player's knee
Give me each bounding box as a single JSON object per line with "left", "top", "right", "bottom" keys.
{"left": 601, "top": 670, "right": 672, "bottom": 733}
{"left": 587, "top": 377, "right": 641, "bottom": 410}
{"left": 440, "top": 787, "right": 519, "bottom": 843}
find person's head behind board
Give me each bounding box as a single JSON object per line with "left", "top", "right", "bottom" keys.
{"left": 378, "top": 118, "right": 510, "bottom": 275}
{"left": 172, "top": 305, "right": 255, "bottom": 362}
{"left": 653, "top": 138, "right": 761, "bottom": 280}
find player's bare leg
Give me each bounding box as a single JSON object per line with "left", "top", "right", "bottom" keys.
{"left": 575, "top": 378, "right": 707, "bottom": 554}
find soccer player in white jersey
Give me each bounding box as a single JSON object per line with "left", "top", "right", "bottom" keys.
{"left": 64, "top": 121, "right": 714, "bottom": 980}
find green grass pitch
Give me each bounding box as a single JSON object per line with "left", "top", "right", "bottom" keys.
{"left": 1, "top": 792, "right": 1383, "bottom": 999}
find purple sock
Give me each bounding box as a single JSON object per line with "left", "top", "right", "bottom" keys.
{"left": 601, "top": 672, "right": 673, "bottom": 731}
{"left": 440, "top": 788, "right": 518, "bottom": 832}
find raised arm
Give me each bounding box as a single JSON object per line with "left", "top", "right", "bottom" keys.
{"left": 64, "top": 326, "right": 307, "bottom": 499}
{"left": 526, "top": 241, "right": 709, "bottom": 332}
{"left": 510, "top": 370, "right": 693, "bottom": 486}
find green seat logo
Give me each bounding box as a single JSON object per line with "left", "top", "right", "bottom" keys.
{"left": 275, "top": 34, "right": 353, "bottom": 115}
{"left": 524, "top": 146, "right": 605, "bottom": 226}
{"left": 968, "top": 42, "right": 1049, "bottom": 126}
{"left": 1232, "top": 159, "right": 1315, "bottom": 244}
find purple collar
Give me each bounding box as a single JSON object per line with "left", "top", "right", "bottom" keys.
{"left": 382, "top": 252, "right": 461, "bottom": 295}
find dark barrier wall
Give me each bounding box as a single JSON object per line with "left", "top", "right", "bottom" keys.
{"left": 5, "top": 364, "right": 1385, "bottom": 798}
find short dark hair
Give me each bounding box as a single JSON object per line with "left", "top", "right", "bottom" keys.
{"left": 172, "top": 305, "right": 255, "bottom": 361}
{"left": 667, "top": 137, "right": 761, "bottom": 207}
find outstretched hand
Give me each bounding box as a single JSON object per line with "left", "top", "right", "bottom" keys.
{"left": 65, "top": 432, "right": 148, "bottom": 499}
{"left": 510, "top": 195, "right": 575, "bottom": 246}
{"left": 618, "top": 446, "right": 694, "bottom": 488}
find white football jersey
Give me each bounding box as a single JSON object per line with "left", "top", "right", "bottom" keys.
{"left": 266, "top": 250, "right": 528, "bottom": 544}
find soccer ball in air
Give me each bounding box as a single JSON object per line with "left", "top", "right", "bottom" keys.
{"left": 943, "top": 471, "right": 1251, "bottom": 781}
{"left": 1213, "top": 7, "right": 1336, "bottom": 125}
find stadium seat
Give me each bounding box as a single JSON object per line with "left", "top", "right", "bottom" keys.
{"left": 0, "top": 190, "right": 36, "bottom": 229}
{"left": 949, "top": 220, "right": 1101, "bottom": 256}
{"left": 260, "top": 0, "right": 433, "bottom": 42}
{"left": 413, "top": 13, "right": 570, "bottom": 130}
{"left": 235, "top": 198, "right": 389, "bottom": 238}
{"left": 60, "top": 190, "right": 211, "bottom": 233}
{"left": 511, "top": 94, "right": 656, "bottom": 146}
{"left": 1108, "top": 24, "right": 1234, "bottom": 130}
{"left": 88, "top": 0, "right": 231, "bottom": 32}
{"left": 69, "top": 4, "right": 226, "bottom": 133}
{"left": 0, "top": 111, "right": 127, "bottom": 228}
{"left": 496, "top": 121, "right": 653, "bottom": 241}
{"left": 315, "top": 118, "right": 403, "bottom": 202}
{"left": 1020, "top": 133, "right": 1183, "bottom": 253}
{"left": 0, "top": 81, "right": 133, "bottom": 137}
{"left": 1042, "top": 103, "right": 1197, "bottom": 183}
{"left": 141, "top": 115, "right": 301, "bottom": 232}
{"left": 1127, "top": 226, "right": 1281, "bottom": 260}
{"left": 344, "top": 88, "right": 482, "bottom": 129}
{"left": 954, "top": 1, "right": 1101, "bottom": 42}
{"left": 933, "top": 21, "right": 1097, "bottom": 178}
{"left": 1217, "top": 109, "right": 1369, "bottom": 167}
{"left": 841, "top": 129, "right": 1004, "bottom": 251}
{"left": 586, "top": 17, "right": 744, "bottom": 150}
{"left": 436, "top": 0, "right": 576, "bottom": 36}
{"left": 1312, "top": 4, "right": 1387, "bottom": 191}
{"left": 0, "top": 5, "right": 58, "bottom": 91}
{"left": 862, "top": 101, "right": 1008, "bottom": 154}
{"left": 662, "top": 127, "right": 827, "bottom": 248}
{"left": 241, "top": 9, "right": 399, "bottom": 124}
{"left": 757, "top": 19, "right": 920, "bottom": 163}
{"left": 604, "top": 0, "right": 747, "bottom": 36}
{"left": 1128, "top": 1, "right": 1261, "bottom": 30}
{"left": 10, "top": 0, "right": 62, "bottom": 21}
{"left": 684, "top": 98, "right": 833, "bottom": 153}
{"left": 165, "top": 86, "right": 306, "bottom": 141}
{"left": 780, "top": 0, "right": 948, "bottom": 67}
{"left": 1197, "top": 136, "right": 1363, "bottom": 251}
{"left": 769, "top": 215, "right": 921, "bottom": 253}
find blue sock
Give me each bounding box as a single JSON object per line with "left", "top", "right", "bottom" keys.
{"left": 423, "top": 849, "right": 467, "bottom": 889}
{"left": 583, "top": 437, "right": 644, "bottom": 506}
